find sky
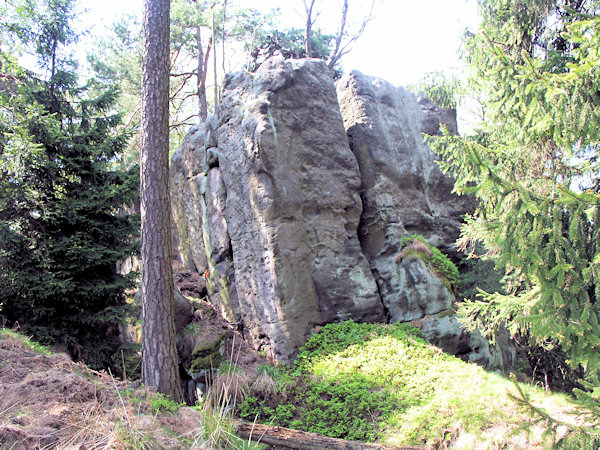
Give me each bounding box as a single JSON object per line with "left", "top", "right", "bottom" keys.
{"left": 77, "top": 0, "right": 481, "bottom": 87}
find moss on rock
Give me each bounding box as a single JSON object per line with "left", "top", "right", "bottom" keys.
{"left": 190, "top": 331, "right": 227, "bottom": 372}
{"left": 396, "top": 235, "right": 459, "bottom": 289}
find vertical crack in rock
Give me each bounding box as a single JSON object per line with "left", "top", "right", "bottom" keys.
{"left": 171, "top": 61, "right": 502, "bottom": 368}
{"left": 336, "top": 71, "right": 498, "bottom": 367}
{"left": 217, "top": 58, "right": 384, "bottom": 362}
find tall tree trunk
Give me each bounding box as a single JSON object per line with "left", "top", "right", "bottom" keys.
{"left": 304, "top": 0, "right": 316, "bottom": 58}
{"left": 212, "top": 11, "right": 218, "bottom": 108}
{"left": 196, "top": 26, "right": 210, "bottom": 122}
{"left": 140, "top": 0, "right": 183, "bottom": 403}
{"left": 222, "top": 0, "right": 227, "bottom": 74}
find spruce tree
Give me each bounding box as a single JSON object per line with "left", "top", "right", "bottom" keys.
{"left": 0, "top": 0, "right": 139, "bottom": 369}
{"left": 429, "top": 0, "right": 600, "bottom": 379}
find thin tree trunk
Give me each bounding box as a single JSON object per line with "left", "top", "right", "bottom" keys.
{"left": 222, "top": 0, "right": 227, "bottom": 74}
{"left": 140, "top": 0, "right": 183, "bottom": 403}
{"left": 196, "top": 26, "right": 210, "bottom": 122}
{"left": 212, "top": 11, "right": 218, "bottom": 108}
{"left": 304, "top": 0, "right": 316, "bottom": 58}
{"left": 327, "top": 0, "right": 348, "bottom": 68}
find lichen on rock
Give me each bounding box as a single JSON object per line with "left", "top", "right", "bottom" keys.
{"left": 190, "top": 331, "right": 226, "bottom": 373}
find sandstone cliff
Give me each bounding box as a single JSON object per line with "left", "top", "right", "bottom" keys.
{"left": 170, "top": 57, "right": 496, "bottom": 366}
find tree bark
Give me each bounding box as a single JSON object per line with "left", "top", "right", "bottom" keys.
{"left": 222, "top": 0, "right": 227, "bottom": 74}
{"left": 236, "top": 421, "right": 417, "bottom": 450}
{"left": 140, "top": 0, "right": 184, "bottom": 402}
{"left": 196, "top": 26, "right": 211, "bottom": 122}
{"left": 212, "top": 11, "right": 218, "bottom": 108}
{"left": 303, "top": 0, "right": 317, "bottom": 58}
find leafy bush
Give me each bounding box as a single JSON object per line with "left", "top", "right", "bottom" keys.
{"left": 149, "top": 392, "right": 185, "bottom": 415}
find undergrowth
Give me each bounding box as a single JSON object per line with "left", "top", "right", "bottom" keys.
{"left": 239, "top": 320, "right": 584, "bottom": 447}
{"left": 240, "top": 321, "right": 436, "bottom": 442}
{"left": 0, "top": 328, "right": 52, "bottom": 355}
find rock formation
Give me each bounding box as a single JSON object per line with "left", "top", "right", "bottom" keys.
{"left": 216, "top": 58, "right": 384, "bottom": 362}
{"left": 170, "top": 57, "right": 498, "bottom": 367}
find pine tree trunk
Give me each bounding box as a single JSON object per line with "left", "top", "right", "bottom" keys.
{"left": 140, "top": 0, "right": 183, "bottom": 403}
{"left": 212, "top": 12, "right": 218, "bottom": 108}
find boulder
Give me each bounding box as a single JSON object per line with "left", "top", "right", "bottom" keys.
{"left": 133, "top": 287, "right": 193, "bottom": 334}
{"left": 389, "top": 255, "right": 454, "bottom": 323}
{"left": 174, "top": 288, "right": 195, "bottom": 332}
{"left": 205, "top": 168, "right": 230, "bottom": 265}
{"left": 170, "top": 116, "right": 221, "bottom": 273}
{"left": 170, "top": 148, "right": 194, "bottom": 269}
{"left": 393, "top": 251, "right": 500, "bottom": 367}
{"left": 217, "top": 58, "right": 384, "bottom": 362}
{"left": 337, "top": 71, "right": 495, "bottom": 366}
{"left": 179, "top": 174, "right": 208, "bottom": 274}
{"left": 417, "top": 94, "right": 458, "bottom": 136}
{"left": 169, "top": 62, "right": 498, "bottom": 368}
{"left": 412, "top": 312, "right": 499, "bottom": 367}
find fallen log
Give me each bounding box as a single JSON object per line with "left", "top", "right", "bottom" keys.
{"left": 235, "top": 421, "right": 419, "bottom": 450}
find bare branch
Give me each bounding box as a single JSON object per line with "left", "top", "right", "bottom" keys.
{"left": 327, "top": 0, "right": 348, "bottom": 67}
{"left": 327, "top": 0, "right": 376, "bottom": 69}
{"left": 179, "top": 91, "right": 200, "bottom": 102}
{"left": 170, "top": 71, "right": 198, "bottom": 78}
{"left": 303, "top": 0, "right": 318, "bottom": 57}
{"left": 169, "top": 113, "right": 201, "bottom": 130}
{"left": 170, "top": 77, "right": 191, "bottom": 101}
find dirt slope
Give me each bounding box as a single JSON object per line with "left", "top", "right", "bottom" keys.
{"left": 0, "top": 332, "right": 203, "bottom": 449}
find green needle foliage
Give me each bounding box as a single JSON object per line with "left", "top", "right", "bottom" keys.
{"left": 0, "top": 0, "right": 139, "bottom": 369}
{"left": 428, "top": 0, "right": 600, "bottom": 381}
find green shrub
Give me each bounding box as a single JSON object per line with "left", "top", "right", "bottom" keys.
{"left": 240, "top": 321, "right": 430, "bottom": 442}
{"left": 239, "top": 320, "right": 582, "bottom": 447}
{"left": 149, "top": 392, "right": 185, "bottom": 415}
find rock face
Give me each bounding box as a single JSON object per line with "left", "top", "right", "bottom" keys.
{"left": 216, "top": 58, "right": 383, "bottom": 362}
{"left": 335, "top": 72, "right": 489, "bottom": 362}
{"left": 336, "top": 71, "right": 473, "bottom": 263}
{"left": 391, "top": 256, "right": 454, "bottom": 323}
{"left": 170, "top": 59, "right": 498, "bottom": 367}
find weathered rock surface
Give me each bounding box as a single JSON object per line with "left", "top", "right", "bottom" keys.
{"left": 412, "top": 312, "right": 499, "bottom": 367}
{"left": 336, "top": 71, "right": 473, "bottom": 261}
{"left": 390, "top": 256, "right": 454, "bottom": 323}
{"left": 335, "top": 72, "right": 495, "bottom": 366}
{"left": 170, "top": 144, "right": 206, "bottom": 273}
{"left": 217, "top": 58, "right": 384, "bottom": 362}
{"left": 170, "top": 60, "right": 498, "bottom": 367}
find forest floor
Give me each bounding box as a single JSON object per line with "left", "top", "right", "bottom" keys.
{"left": 0, "top": 302, "right": 595, "bottom": 449}
{"left": 0, "top": 330, "right": 207, "bottom": 449}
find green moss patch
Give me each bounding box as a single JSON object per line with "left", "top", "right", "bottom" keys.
{"left": 190, "top": 331, "right": 226, "bottom": 372}
{"left": 398, "top": 234, "right": 460, "bottom": 287}
{"left": 239, "top": 320, "right": 578, "bottom": 447}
